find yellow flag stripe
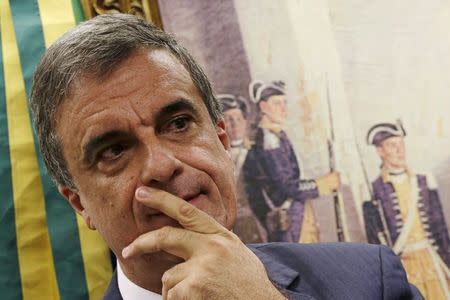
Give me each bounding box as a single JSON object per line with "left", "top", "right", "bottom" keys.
{"left": 36, "top": 0, "right": 76, "bottom": 47}
{"left": 0, "top": 1, "right": 59, "bottom": 299}
{"left": 37, "top": 1, "right": 113, "bottom": 298}
{"left": 76, "top": 215, "right": 113, "bottom": 300}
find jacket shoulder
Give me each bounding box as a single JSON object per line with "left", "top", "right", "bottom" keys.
{"left": 102, "top": 270, "right": 122, "bottom": 300}
{"left": 248, "top": 243, "right": 422, "bottom": 300}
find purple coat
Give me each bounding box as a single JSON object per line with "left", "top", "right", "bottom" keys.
{"left": 243, "top": 127, "right": 319, "bottom": 242}
{"left": 366, "top": 173, "right": 450, "bottom": 267}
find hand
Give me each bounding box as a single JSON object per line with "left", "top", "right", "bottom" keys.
{"left": 317, "top": 171, "right": 341, "bottom": 193}
{"left": 122, "top": 187, "right": 286, "bottom": 300}
{"left": 266, "top": 208, "right": 291, "bottom": 232}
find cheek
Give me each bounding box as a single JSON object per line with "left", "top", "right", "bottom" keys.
{"left": 182, "top": 138, "right": 235, "bottom": 192}
{"left": 78, "top": 172, "right": 137, "bottom": 223}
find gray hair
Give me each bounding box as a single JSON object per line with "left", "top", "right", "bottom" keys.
{"left": 30, "top": 13, "right": 222, "bottom": 190}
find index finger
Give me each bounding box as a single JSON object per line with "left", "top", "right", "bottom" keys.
{"left": 135, "top": 186, "right": 226, "bottom": 234}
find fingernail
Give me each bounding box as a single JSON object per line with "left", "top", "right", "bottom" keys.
{"left": 136, "top": 187, "right": 150, "bottom": 199}
{"left": 122, "top": 246, "right": 131, "bottom": 258}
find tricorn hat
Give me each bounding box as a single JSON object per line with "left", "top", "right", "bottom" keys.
{"left": 248, "top": 80, "right": 285, "bottom": 104}
{"left": 217, "top": 94, "right": 250, "bottom": 118}
{"left": 366, "top": 119, "right": 406, "bottom": 146}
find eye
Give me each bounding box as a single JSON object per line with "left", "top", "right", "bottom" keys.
{"left": 99, "top": 144, "right": 126, "bottom": 161}
{"left": 166, "top": 115, "right": 191, "bottom": 132}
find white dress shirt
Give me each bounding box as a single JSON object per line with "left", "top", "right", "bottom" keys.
{"left": 117, "top": 261, "right": 162, "bottom": 300}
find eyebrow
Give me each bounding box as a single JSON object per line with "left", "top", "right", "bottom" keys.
{"left": 81, "top": 98, "right": 199, "bottom": 163}
{"left": 82, "top": 130, "right": 129, "bottom": 164}
{"left": 154, "top": 98, "right": 198, "bottom": 123}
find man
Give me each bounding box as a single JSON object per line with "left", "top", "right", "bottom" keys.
{"left": 364, "top": 121, "right": 449, "bottom": 299}
{"left": 218, "top": 94, "right": 267, "bottom": 243}
{"left": 30, "top": 14, "right": 421, "bottom": 299}
{"left": 243, "top": 80, "right": 340, "bottom": 243}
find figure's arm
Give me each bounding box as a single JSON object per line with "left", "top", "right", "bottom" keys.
{"left": 425, "top": 173, "right": 450, "bottom": 266}
{"left": 242, "top": 150, "right": 271, "bottom": 226}
{"left": 379, "top": 246, "right": 424, "bottom": 299}
{"left": 362, "top": 201, "right": 384, "bottom": 244}
{"left": 428, "top": 189, "right": 450, "bottom": 266}
{"left": 261, "top": 146, "right": 311, "bottom": 202}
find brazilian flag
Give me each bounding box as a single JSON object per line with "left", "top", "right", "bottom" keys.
{"left": 0, "top": 1, "right": 113, "bottom": 299}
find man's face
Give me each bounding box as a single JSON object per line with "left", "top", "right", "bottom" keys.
{"left": 55, "top": 49, "right": 236, "bottom": 257}
{"left": 223, "top": 108, "right": 247, "bottom": 142}
{"left": 259, "top": 94, "right": 288, "bottom": 125}
{"left": 376, "top": 136, "right": 407, "bottom": 169}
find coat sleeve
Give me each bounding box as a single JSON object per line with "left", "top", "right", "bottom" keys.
{"left": 362, "top": 201, "right": 384, "bottom": 244}
{"left": 424, "top": 173, "right": 450, "bottom": 267}
{"left": 250, "top": 131, "right": 319, "bottom": 204}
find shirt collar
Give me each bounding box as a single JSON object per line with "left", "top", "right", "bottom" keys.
{"left": 259, "top": 119, "right": 283, "bottom": 133}
{"left": 381, "top": 167, "right": 413, "bottom": 183}
{"left": 117, "top": 261, "right": 162, "bottom": 300}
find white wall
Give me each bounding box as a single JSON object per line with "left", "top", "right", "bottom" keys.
{"left": 329, "top": 0, "right": 450, "bottom": 224}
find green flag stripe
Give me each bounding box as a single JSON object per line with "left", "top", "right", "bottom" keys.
{"left": 0, "top": 29, "right": 22, "bottom": 300}
{"left": 71, "top": 0, "right": 85, "bottom": 24}
{"left": 9, "top": 2, "right": 88, "bottom": 299}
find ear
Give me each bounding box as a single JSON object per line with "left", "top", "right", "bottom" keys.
{"left": 216, "top": 118, "right": 230, "bottom": 150}
{"left": 58, "top": 185, "right": 96, "bottom": 230}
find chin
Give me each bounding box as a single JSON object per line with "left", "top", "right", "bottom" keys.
{"left": 392, "top": 162, "right": 407, "bottom": 169}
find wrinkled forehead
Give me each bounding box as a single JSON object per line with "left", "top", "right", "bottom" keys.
{"left": 74, "top": 48, "right": 185, "bottom": 92}
{"left": 58, "top": 48, "right": 192, "bottom": 113}
{"left": 54, "top": 49, "right": 203, "bottom": 144}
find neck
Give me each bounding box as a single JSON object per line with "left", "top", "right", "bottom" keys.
{"left": 119, "top": 252, "right": 183, "bottom": 293}
{"left": 230, "top": 139, "right": 244, "bottom": 147}
{"left": 259, "top": 116, "right": 282, "bottom": 130}
{"left": 383, "top": 165, "right": 407, "bottom": 176}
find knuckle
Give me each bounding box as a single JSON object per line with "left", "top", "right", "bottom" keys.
{"left": 167, "top": 288, "right": 188, "bottom": 300}
{"left": 206, "top": 236, "right": 229, "bottom": 256}
{"left": 187, "top": 276, "right": 204, "bottom": 291}
{"left": 157, "top": 226, "right": 171, "bottom": 241}
{"left": 189, "top": 281, "right": 201, "bottom": 292}
{"left": 180, "top": 202, "right": 197, "bottom": 218}
{"left": 167, "top": 289, "right": 177, "bottom": 300}
{"left": 161, "top": 272, "right": 171, "bottom": 286}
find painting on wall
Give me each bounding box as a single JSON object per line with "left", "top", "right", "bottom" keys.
{"left": 157, "top": 1, "right": 450, "bottom": 297}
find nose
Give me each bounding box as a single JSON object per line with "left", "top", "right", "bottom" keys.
{"left": 139, "top": 141, "right": 182, "bottom": 185}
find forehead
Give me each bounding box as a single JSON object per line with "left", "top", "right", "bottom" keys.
{"left": 381, "top": 136, "right": 404, "bottom": 146}
{"left": 266, "top": 94, "right": 286, "bottom": 103}
{"left": 55, "top": 48, "right": 207, "bottom": 152}
{"left": 70, "top": 48, "right": 193, "bottom": 102}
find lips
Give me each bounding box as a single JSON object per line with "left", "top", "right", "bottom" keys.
{"left": 184, "top": 192, "right": 205, "bottom": 207}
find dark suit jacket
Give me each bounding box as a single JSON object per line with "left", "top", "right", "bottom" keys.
{"left": 103, "top": 243, "right": 422, "bottom": 300}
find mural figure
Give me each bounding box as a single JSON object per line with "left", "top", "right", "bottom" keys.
{"left": 243, "top": 80, "right": 340, "bottom": 243}
{"left": 218, "top": 94, "right": 267, "bottom": 243}
{"left": 364, "top": 121, "right": 450, "bottom": 299}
